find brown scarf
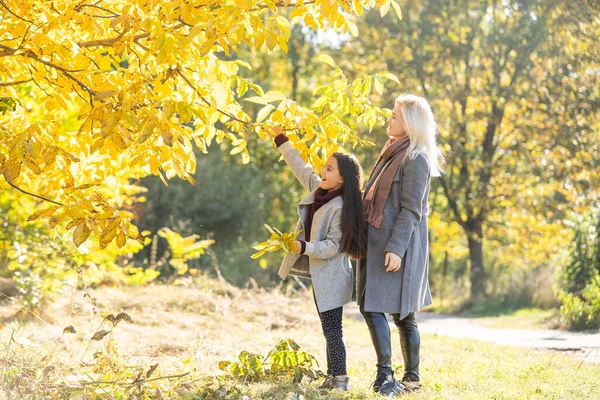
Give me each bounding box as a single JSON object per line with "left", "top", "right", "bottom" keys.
{"left": 363, "top": 135, "right": 410, "bottom": 228}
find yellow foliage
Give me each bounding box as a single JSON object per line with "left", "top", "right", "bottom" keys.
{"left": 0, "top": 0, "right": 399, "bottom": 248}
{"left": 157, "top": 228, "right": 214, "bottom": 275}
{"left": 251, "top": 224, "right": 302, "bottom": 259}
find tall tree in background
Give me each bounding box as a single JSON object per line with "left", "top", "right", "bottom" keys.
{"left": 341, "top": 0, "right": 599, "bottom": 300}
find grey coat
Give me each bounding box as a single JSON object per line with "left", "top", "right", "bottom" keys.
{"left": 276, "top": 142, "right": 353, "bottom": 312}
{"left": 357, "top": 152, "right": 432, "bottom": 320}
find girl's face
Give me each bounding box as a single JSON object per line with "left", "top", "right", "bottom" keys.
{"left": 387, "top": 104, "right": 407, "bottom": 138}
{"left": 319, "top": 156, "right": 343, "bottom": 191}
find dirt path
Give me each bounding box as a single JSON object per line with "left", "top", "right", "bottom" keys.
{"left": 344, "top": 303, "right": 600, "bottom": 364}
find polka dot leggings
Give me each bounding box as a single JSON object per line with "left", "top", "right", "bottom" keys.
{"left": 314, "top": 294, "right": 347, "bottom": 376}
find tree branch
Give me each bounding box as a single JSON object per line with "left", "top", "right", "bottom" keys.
{"left": 439, "top": 175, "right": 467, "bottom": 229}
{"left": 24, "top": 49, "right": 96, "bottom": 103}
{"left": 259, "top": 0, "right": 317, "bottom": 8}
{"left": 74, "top": 3, "right": 120, "bottom": 18}
{"left": 174, "top": 67, "right": 252, "bottom": 126}
{"left": 6, "top": 181, "right": 63, "bottom": 206}
{"left": 0, "top": 0, "right": 34, "bottom": 23}
{"left": 77, "top": 23, "right": 185, "bottom": 48}
{"left": 0, "top": 79, "right": 33, "bottom": 87}
{"left": 0, "top": 44, "right": 96, "bottom": 103}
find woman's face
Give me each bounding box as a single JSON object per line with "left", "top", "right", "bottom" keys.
{"left": 387, "top": 104, "right": 407, "bottom": 138}
{"left": 319, "top": 156, "right": 343, "bottom": 191}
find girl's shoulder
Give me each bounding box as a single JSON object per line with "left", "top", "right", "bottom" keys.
{"left": 318, "top": 193, "right": 343, "bottom": 211}
{"left": 331, "top": 196, "right": 343, "bottom": 208}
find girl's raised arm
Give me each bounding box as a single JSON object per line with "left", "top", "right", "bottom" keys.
{"left": 267, "top": 126, "right": 321, "bottom": 192}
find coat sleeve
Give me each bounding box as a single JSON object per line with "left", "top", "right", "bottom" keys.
{"left": 385, "top": 154, "right": 430, "bottom": 258}
{"left": 277, "top": 141, "right": 321, "bottom": 192}
{"left": 304, "top": 208, "right": 342, "bottom": 260}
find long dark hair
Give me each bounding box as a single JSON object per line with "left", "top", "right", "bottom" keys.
{"left": 332, "top": 152, "right": 368, "bottom": 259}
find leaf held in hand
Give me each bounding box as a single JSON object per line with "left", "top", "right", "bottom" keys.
{"left": 251, "top": 224, "right": 302, "bottom": 259}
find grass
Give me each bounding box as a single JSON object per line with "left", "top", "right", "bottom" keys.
{"left": 429, "top": 298, "right": 561, "bottom": 330}
{"left": 1, "top": 275, "right": 599, "bottom": 399}
{"left": 470, "top": 308, "right": 557, "bottom": 330}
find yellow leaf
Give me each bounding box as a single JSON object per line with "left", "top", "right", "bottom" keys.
{"left": 347, "top": 21, "right": 359, "bottom": 37}
{"left": 390, "top": 0, "right": 402, "bottom": 20}
{"left": 353, "top": 0, "right": 363, "bottom": 16}
{"left": 257, "top": 104, "right": 275, "bottom": 122}
{"left": 380, "top": 0, "right": 391, "bottom": 17}
{"left": 382, "top": 72, "right": 400, "bottom": 84}
{"left": 316, "top": 54, "right": 336, "bottom": 68}
{"left": 262, "top": 91, "right": 286, "bottom": 103}
{"left": 116, "top": 230, "right": 126, "bottom": 248}
{"left": 259, "top": 259, "right": 268, "bottom": 269}
{"left": 161, "top": 129, "right": 173, "bottom": 147}
{"left": 73, "top": 222, "right": 91, "bottom": 247}
{"left": 95, "top": 90, "right": 116, "bottom": 101}
{"left": 44, "top": 147, "right": 59, "bottom": 165}
{"left": 27, "top": 206, "right": 60, "bottom": 222}
{"left": 127, "top": 223, "right": 140, "bottom": 239}
{"left": 101, "top": 113, "right": 119, "bottom": 138}
{"left": 212, "top": 81, "right": 229, "bottom": 109}
{"left": 2, "top": 159, "right": 21, "bottom": 183}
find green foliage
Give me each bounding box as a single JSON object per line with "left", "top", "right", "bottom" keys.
{"left": 0, "top": 189, "right": 158, "bottom": 309}
{"left": 0, "top": 97, "right": 17, "bottom": 114}
{"left": 219, "top": 339, "right": 323, "bottom": 384}
{"left": 135, "top": 143, "right": 302, "bottom": 286}
{"left": 556, "top": 208, "right": 600, "bottom": 330}
{"left": 558, "top": 274, "right": 600, "bottom": 330}
{"left": 563, "top": 208, "right": 600, "bottom": 293}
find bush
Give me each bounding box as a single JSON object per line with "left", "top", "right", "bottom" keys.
{"left": 557, "top": 274, "right": 600, "bottom": 331}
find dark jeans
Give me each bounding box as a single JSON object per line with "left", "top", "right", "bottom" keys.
{"left": 314, "top": 293, "right": 347, "bottom": 376}
{"left": 360, "top": 301, "right": 420, "bottom": 381}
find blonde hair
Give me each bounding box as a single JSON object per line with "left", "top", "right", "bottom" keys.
{"left": 395, "top": 94, "right": 444, "bottom": 177}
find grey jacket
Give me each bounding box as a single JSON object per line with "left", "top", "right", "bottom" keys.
{"left": 276, "top": 142, "right": 353, "bottom": 312}
{"left": 357, "top": 152, "right": 432, "bottom": 319}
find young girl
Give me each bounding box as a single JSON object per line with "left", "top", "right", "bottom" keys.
{"left": 358, "top": 94, "right": 444, "bottom": 396}
{"left": 268, "top": 125, "right": 367, "bottom": 391}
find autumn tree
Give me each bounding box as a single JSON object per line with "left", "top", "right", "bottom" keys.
{"left": 0, "top": 0, "right": 402, "bottom": 252}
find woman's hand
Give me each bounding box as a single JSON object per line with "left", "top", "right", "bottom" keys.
{"left": 292, "top": 240, "right": 302, "bottom": 254}
{"left": 385, "top": 252, "right": 402, "bottom": 272}
{"left": 266, "top": 125, "right": 284, "bottom": 138}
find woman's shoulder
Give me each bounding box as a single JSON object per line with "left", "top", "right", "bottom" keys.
{"left": 404, "top": 151, "right": 430, "bottom": 170}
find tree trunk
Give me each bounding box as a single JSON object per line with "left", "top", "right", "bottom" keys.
{"left": 466, "top": 222, "right": 485, "bottom": 301}
{"left": 441, "top": 250, "right": 449, "bottom": 301}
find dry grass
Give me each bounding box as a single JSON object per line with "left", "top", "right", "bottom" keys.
{"left": 1, "top": 275, "right": 599, "bottom": 399}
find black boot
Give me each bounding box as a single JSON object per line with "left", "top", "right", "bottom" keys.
{"left": 361, "top": 305, "right": 408, "bottom": 396}
{"left": 393, "top": 312, "right": 421, "bottom": 390}
{"left": 360, "top": 306, "right": 392, "bottom": 379}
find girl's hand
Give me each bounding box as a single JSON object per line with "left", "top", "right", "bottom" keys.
{"left": 385, "top": 252, "right": 402, "bottom": 272}
{"left": 292, "top": 240, "right": 302, "bottom": 254}
{"left": 266, "top": 125, "right": 284, "bottom": 138}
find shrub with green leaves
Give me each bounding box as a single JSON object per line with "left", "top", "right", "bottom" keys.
{"left": 219, "top": 339, "right": 323, "bottom": 383}
{"left": 558, "top": 274, "right": 600, "bottom": 330}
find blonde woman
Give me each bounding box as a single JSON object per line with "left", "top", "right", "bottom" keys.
{"left": 358, "top": 94, "right": 444, "bottom": 396}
